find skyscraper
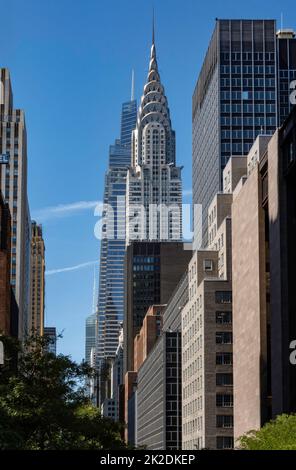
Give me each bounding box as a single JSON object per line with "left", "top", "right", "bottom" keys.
{"left": 276, "top": 28, "right": 296, "bottom": 124}
{"left": 29, "top": 221, "right": 45, "bottom": 336}
{"left": 0, "top": 190, "right": 12, "bottom": 335}
{"left": 192, "top": 20, "right": 278, "bottom": 247}
{"left": 96, "top": 89, "right": 137, "bottom": 369}
{"left": 85, "top": 312, "right": 96, "bottom": 365}
{"left": 126, "top": 29, "right": 182, "bottom": 244}
{"left": 0, "top": 68, "right": 31, "bottom": 339}
{"left": 44, "top": 327, "right": 57, "bottom": 355}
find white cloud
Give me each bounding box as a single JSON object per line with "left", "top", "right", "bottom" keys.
{"left": 46, "top": 260, "right": 98, "bottom": 276}
{"left": 183, "top": 189, "right": 192, "bottom": 197}
{"left": 32, "top": 200, "right": 102, "bottom": 222}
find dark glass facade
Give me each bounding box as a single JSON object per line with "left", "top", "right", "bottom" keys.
{"left": 124, "top": 241, "right": 191, "bottom": 374}
{"left": 193, "top": 20, "right": 278, "bottom": 246}
{"left": 277, "top": 31, "right": 296, "bottom": 125}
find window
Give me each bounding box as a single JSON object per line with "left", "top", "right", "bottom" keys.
{"left": 216, "top": 415, "right": 233, "bottom": 428}
{"left": 216, "top": 332, "right": 233, "bottom": 344}
{"left": 215, "top": 291, "right": 232, "bottom": 304}
{"left": 216, "top": 436, "right": 234, "bottom": 449}
{"left": 216, "top": 394, "right": 233, "bottom": 407}
{"left": 216, "top": 311, "right": 232, "bottom": 324}
{"left": 216, "top": 353, "right": 233, "bottom": 365}
{"left": 204, "top": 259, "right": 213, "bottom": 272}
{"left": 216, "top": 373, "right": 233, "bottom": 386}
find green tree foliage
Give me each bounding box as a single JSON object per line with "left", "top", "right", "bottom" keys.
{"left": 240, "top": 414, "right": 296, "bottom": 450}
{"left": 0, "top": 335, "right": 126, "bottom": 450}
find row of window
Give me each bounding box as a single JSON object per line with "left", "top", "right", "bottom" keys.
{"left": 221, "top": 77, "right": 275, "bottom": 87}
{"left": 221, "top": 103, "right": 276, "bottom": 113}
{"left": 221, "top": 115, "right": 276, "bottom": 126}
{"left": 221, "top": 52, "right": 274, "bottom": 62}
{"left": 221, "top": 65, "right": 275, "bottom": 75}
{"left": 221, "top": 90, "right": 275, "bottom": 101}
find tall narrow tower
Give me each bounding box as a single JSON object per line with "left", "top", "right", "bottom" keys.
{"left": 96, "top": 84, "right": 137, "bottom": 382}
{"left": 30, "top": 221, "right": 45, "bottom": 336}
{"left": 126, "top": 27, "right": 182, "bottom": 243}
{"left": 0, "top": 68, "right": 31, "bottom": 340}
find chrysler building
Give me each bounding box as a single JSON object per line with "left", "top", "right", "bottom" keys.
{"left": 126, "top": 26, "right": 182, "bottom": 243}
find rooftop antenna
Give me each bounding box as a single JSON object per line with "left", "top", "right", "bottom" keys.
{"left": 92, "top": 265, "right": 97, "bottom": 314}
{"left": 131, "top": 69, "right": 135, "bottom": 101}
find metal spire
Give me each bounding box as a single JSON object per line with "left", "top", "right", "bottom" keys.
{"left": 152, "top": 8, "right": 155, "bottom": 45}
{"left": 131, "top": 69, "right": 135, "bottom": 101}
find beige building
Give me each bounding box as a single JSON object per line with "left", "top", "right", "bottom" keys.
{"left": 30, "top": 221, "right": 45, "bottom": 335}
{"left": 0, "top": 68, "right": 31, "bottom": 339}
{"left": 232, "top": 136, "right": 272, "bottom": 443}
{"left": 182, "top": 154, "right": 247, "bottom": 450}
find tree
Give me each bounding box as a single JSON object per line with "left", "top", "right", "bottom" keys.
{"left": 240, "top": 414, "right": 296, "bottom": 450}
{"left": 0, "top": 335, "right": 126, "bottom": 450}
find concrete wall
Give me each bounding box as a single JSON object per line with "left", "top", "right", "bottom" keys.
{"left": 232, "top": 165, "right": 267, "bottom": 442}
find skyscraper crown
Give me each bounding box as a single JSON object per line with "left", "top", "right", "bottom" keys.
{"left": 134, "top": 21, "right": 175, "bottom": 166}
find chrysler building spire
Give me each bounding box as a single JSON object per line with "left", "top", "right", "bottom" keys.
{"left": 126, "top": 25, "right": 182, "bottom": 243}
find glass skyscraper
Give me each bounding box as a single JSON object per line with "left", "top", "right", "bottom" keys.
{"left": 277, "top": 29, "right": 296, "bottom": 125}
{"left": 85, "top": 312, "right": 96, "bottom": 364}
{"left": 96, "top": 96, "right": 137, "bottom": 369}
{"left": 192, "top": 20, "right": 278, "bottom": 247}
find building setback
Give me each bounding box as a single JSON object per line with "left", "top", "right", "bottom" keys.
{"left": 0, "top": 68, "right": 31, "bottom": 340}
{"left": 29, "top": 221, "right": 45, "bottom": 336}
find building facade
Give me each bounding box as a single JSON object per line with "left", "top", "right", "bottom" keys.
{"left": 126, "top": 32, "right": 182, "bottom": 244}
{"left": 182, "top": 160, "right": 240, "bottom": 450}
{"left": 231, "top": 110, "right": 296, "bottom": 441}
{"left": 85, "top": 312, "right": 96, "bottom": 364}
{"left": 192, "top": 19, "right": 278, "bottom": 247}
{"left": 270, "top": 105, "right": 296, "bottom": 417}
{"left": 124, "top": 241, "right": 192, "bottom": 374}
{"left": 44, "top": 327, "right": 57, "bottom": 355}
{"left": 135, "top": 275, "right": 191, "bottom": 450}
{"left": 277, "top": 28, "right": 296, "bottom": 125}
{"left": 0, "top": 68, "right": 31, "bottom": 339}
{"left": 96, "top": 96, "right": 137, "bottom": 370}
{"left": 29, "top": 221, "right": 45, "bottom": 336}
{"left": 110, "top": 327, "right": 124, "bottom": 421}
{"left": 137, "top": 332, "right": 182, "bottom": 450}
{"left": 0, "top": 191, "right": 12, "bottom": 335}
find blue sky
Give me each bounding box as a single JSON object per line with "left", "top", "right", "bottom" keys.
{"left": 1, "top": 0, "right": 295, "bottom": 362}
